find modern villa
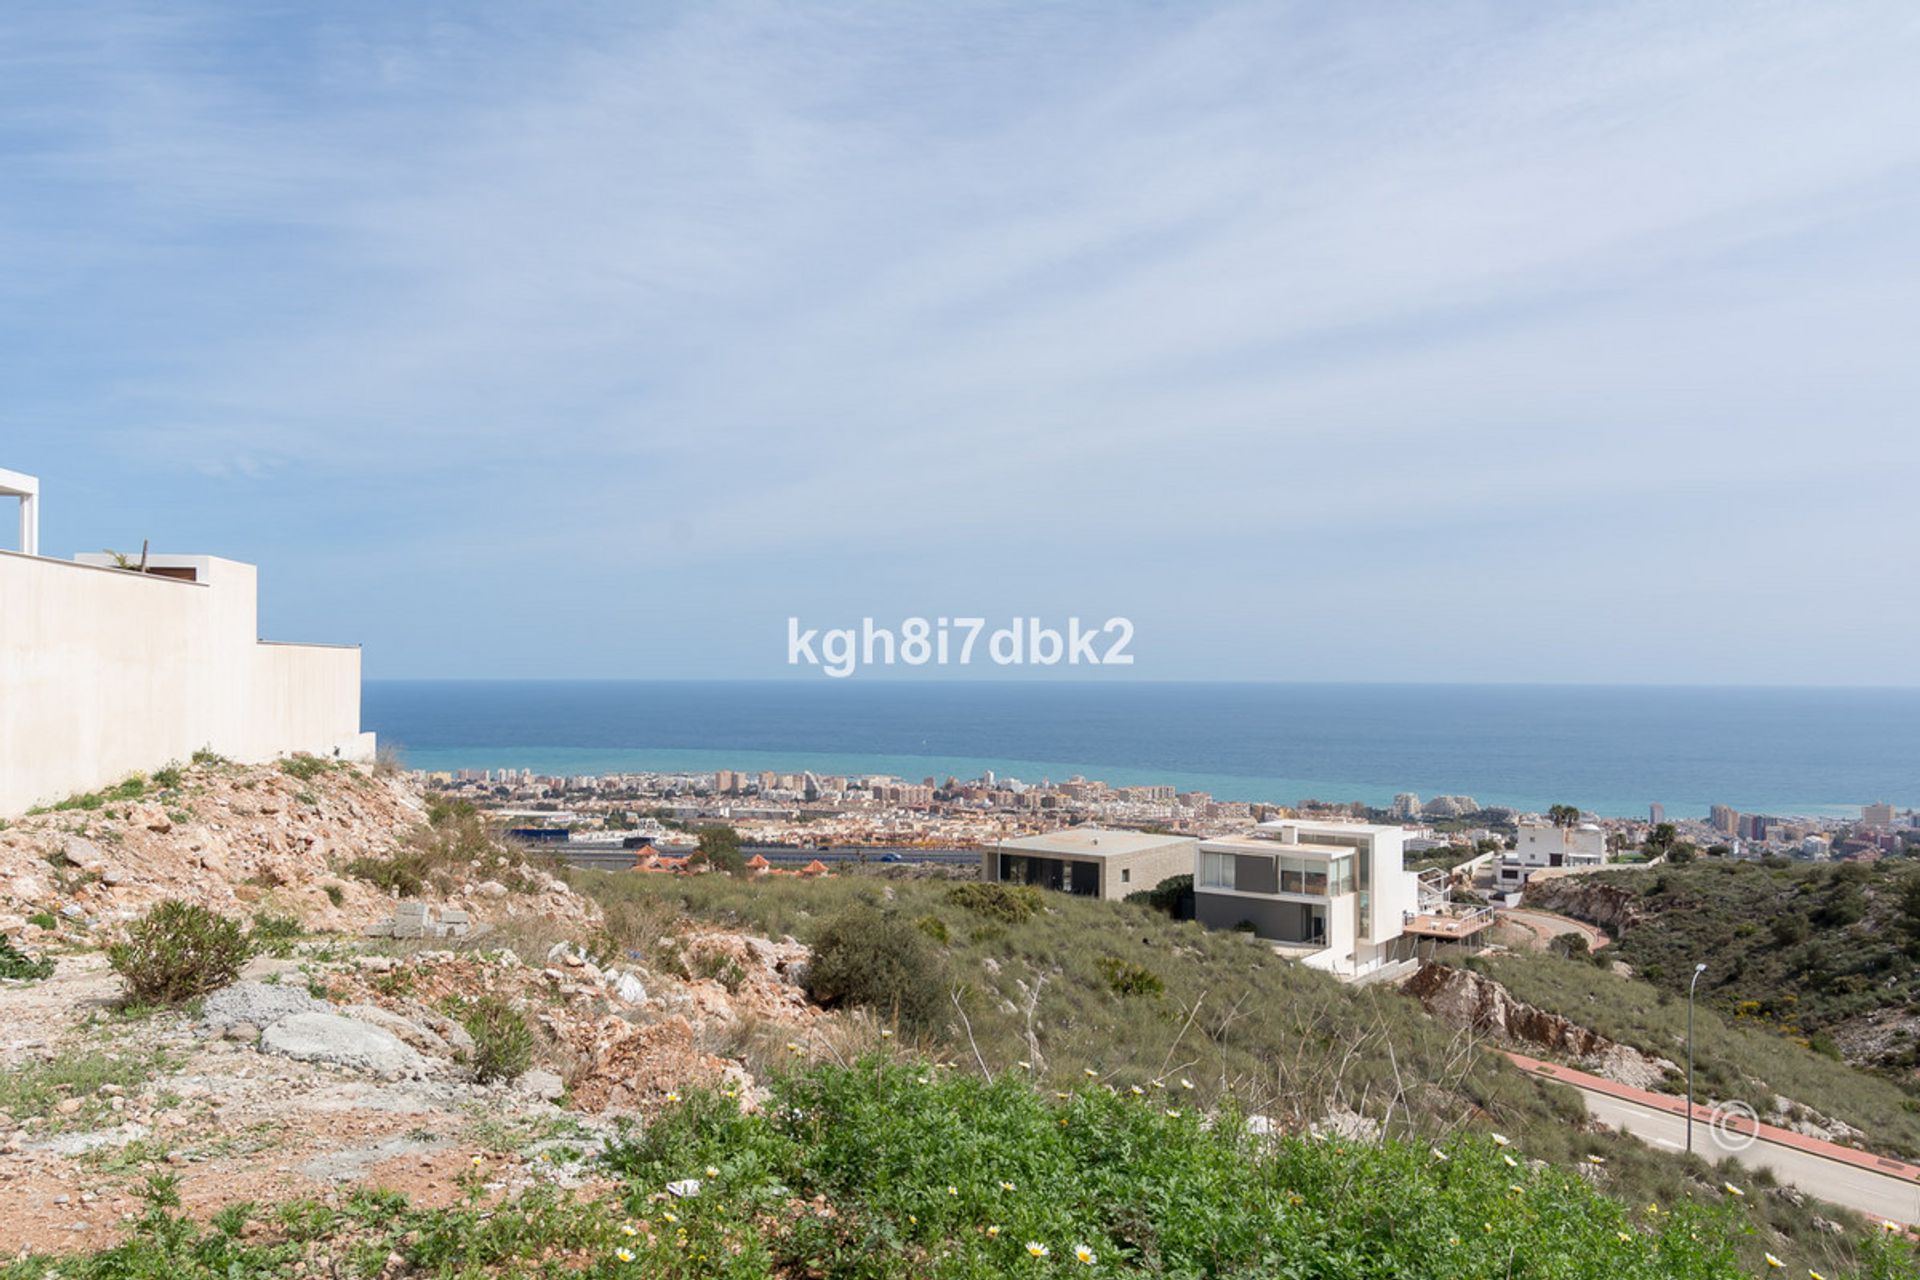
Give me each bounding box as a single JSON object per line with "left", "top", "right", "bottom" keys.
{"left": 1494, "top": 820, "right": 1609, "bottom": 896}
{"left": 0, "top": 469, "right": 374, "bottom": 815}
{"left": 982, "top": 826, "right": 1198, "bottom": 900}
{"left": 1194, "top": 818, "right": 1426, "bottom": 976}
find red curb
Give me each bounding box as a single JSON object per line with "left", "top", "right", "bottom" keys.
{"left": 1504, "top": 1051, "right": 1920, "bottom": 1185}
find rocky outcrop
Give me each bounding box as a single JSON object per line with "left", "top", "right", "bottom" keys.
{"left": 1403, "top": 962, "right": 1677, "bottom": 1091}
{"left": 0, "top": 761, "right": 584, "bottom": 938}
{"left": 1521, "top": 877, "right": 1644, "bottom": 936}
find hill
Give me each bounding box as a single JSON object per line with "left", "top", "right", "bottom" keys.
{"left": 1, "top": 771, "right": 1912, "bottom": 1278}
{"left": 1526, "top": 858, "right": 1920, "bottom": 1074}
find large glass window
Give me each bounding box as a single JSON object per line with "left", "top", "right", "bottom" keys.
{"left": 1279, "top": 857, "right": 1304, "bottom": 894}
{"left": 1200, "top": 851, "right": 1235, "bottom": 888}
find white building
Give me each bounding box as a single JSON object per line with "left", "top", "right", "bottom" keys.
{"left": 1194, "top": 818, "right": 1421, "bottom": 976}
{"left": 1495, "top": 821, "right": 1608, "bottom": 894}
{"left": 1, "top": 470, "right": 373, "bottom": 814}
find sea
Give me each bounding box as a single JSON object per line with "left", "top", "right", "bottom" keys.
{"left": 361, "top": 681, "right": 1918, "bottom": 821}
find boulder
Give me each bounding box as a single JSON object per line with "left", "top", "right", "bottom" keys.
{"left": 341, "top": 1004, "right": 455, "bottom": 1058}
{"left": 260, "top": 1013, "right": 423, "bottom": 1076}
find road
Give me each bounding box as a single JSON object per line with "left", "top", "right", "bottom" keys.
{"left": 1511, "top": 1055, "right": 1920, "bottom": 1226}
{"left": 1496, "top": 906, "right": 1610, "bottom": 952}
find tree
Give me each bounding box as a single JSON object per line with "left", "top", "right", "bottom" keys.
{"left": 1643, "top": 823, "right": 1677, "bottom": 856}
{"left": 691, "top": 824, "right": 745, "bottom": 875}
{"left": 1666, "top": 842, "right": 1697, "bottom": 865}
{"left": 1547, "top": 804, "right": 1581, "bottom": 829}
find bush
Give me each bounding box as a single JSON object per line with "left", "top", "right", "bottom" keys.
{"left": 151, "top": 763, "right": 184, "bottom": 789}
{"left": 343, "top": 851, "right": 429, "bottom": 897}
{"left": 1125, "top": 873, "right": 1193, "bottom": 918}
{"left": 944, "top": 882, "right": 1042, "bottom": 923}
{"left": 806, "top": 904, "right": 948, "bottom": 1031}
{"left": 459, "top": 996, "right": 535, "bottom": 1083}
{"left": 108, "top": 900, "right": 252, "bottom": 1005}
{"left": 1548, "top": 931, "right": 1591, "bottom": 961}
{"left": 914, "top": 913, "right": 951, "bottom": 944}
{"left": 1097, "top": 955, "right": 1164, "bottom": 997}
{"left": 0, "top": 934, "right": 55, "bottom": 981}
{"left": 279, "top": 754, "right": 331, "bottom": 781}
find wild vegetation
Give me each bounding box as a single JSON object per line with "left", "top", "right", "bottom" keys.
{"left": 575, "top": 868, "right": 1897, "bottom": 1277}
{"left": 1471, "top": 949, "right": 1920, "bottom": 1159}
{"left": 107, "top": 899, "right": 253, "bottom": 1005}
{"left": 8, "top": 1061, "right": 1914, "bottom": 1280}
{"left": 1563, "top": 858, "right": 1920, "bottom": 1069}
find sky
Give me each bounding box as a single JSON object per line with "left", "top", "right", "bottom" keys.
{"left": 3, "top": 1, "right": 1918, "bottom": 683}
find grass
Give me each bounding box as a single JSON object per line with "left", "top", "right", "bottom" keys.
{"left": 1473, "top": 950, "right": 1920, "bottom": 1160}
{"left": 28, "top": 772, "right": 150, "bottom": 814}
{"left": 0, "top": 1046, "right": 174, "bottom": 1128}
{"left": 576, "top": 869, "right": 1895, "bottom": 1274}
{"left": 341, "top": 797, "right": 543, "bottom": 898}
{"left": 8, "top": 1062, "right": 1914, "bottom": 1279}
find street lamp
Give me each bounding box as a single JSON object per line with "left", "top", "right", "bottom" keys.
{"left": 1687, "top": 962, "right": 1707, "bottom": 1155}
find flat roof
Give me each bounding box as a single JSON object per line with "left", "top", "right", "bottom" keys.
{"left": 1200, "top": 833, "right": 1358, "bottom": 857}
{"left": 993, "top": 826, "right": 1196, "bottom": 859}
{"left": 1256, "top": 818, "right": 1404, "bottom": 837}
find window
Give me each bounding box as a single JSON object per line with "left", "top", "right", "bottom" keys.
{"left": 1120, "top": 868, "right": 1131, "bottom": 884}
{"left": 1200, "top": 851, "right": 1235, "bottom": 888}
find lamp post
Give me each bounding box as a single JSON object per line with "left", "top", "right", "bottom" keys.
{"left": 1687, "top": 962, "right": 1707, "bottom": 1155}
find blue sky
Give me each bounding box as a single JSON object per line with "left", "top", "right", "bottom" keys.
{"left": 4, "top": 2, "right": 1917, "bottom": 682}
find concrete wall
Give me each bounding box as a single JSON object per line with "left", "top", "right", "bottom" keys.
{"left": 0, "top": 551, "right": 372, "bottom": 814}
{"left": 1099, "top": 840, "right": 1197, "bottom": 900}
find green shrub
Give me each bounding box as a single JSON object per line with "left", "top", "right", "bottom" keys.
{"left": 914, "top": 913, "right": 951, "bottom": 944}
{"left": 250, "top": 912, "right": 303, "bottom": 957}
{"left": 459, "top": 996, "right": 535, "bottom": 1083}
{"left": 1125, "top": 873, "right": 1193, "bottom": 917}
{"left": 191, "top": 747, "right": 229, "bottom": 766}
{"left": 806, "top": 904, "right": 948, "bottom": 1031}
{"left": 27, "top": 910, "right": 57, "bottom": 931}
{"left": 151, "top": 763, "right": 184, "bottom": 790}
{"left": 343, "top": 852, "right": 428, "bottom": 897}
{"left": 278, "top": 754, "right": 330, "bottom": 782}
{"left": 108, "top": 900, "right": 252, "bottom": 1005}
{"left": 1096, "top": 954, "right": 1164, "bottom": 997}
{"left": 321, "top": 883, "right": 345, "bottom": 908}
{"left": 0, "top": 934, "right": 55, "bottom": 981}
{"left": 944, "top": 881, "right": 1042, "bottom": 923}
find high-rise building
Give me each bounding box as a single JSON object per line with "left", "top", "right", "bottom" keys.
{"left": 1648, "top": 802, "right": 1665, "bottom": 826}
{"left": 1390, "top": 793, "right": 1420, "bottom": 820}
{"left": 1709, "top": 804, "right": 1738, "bottom": 835}
{"left": 1863, "top": 802, "right": 1896, "bottom": 827}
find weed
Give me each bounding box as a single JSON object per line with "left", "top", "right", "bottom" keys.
{"left": 0, "top": 934, "right": 55, "bottom": 981}
{"left": 1096, "top": 954, "right": 1164, "bottom": 997}
{"left": 945, "top": 881, "right": 1042, "bottom": 923}
{"left": 277, "top": 755, "right": 330, "bottom": 782}
{"left": 108, "top": 900, "right": 252, "bottom": 1005}
{"left": 457, "top": 996, "right": 535, "bottom": 1083}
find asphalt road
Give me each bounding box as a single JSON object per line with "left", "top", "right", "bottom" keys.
{"left": 1566, "top": 1079, "right": 1919, "bottom": 1225}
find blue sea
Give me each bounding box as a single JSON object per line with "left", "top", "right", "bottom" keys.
{"left": 362, "top": 681, "right": 1918, "bottom": 820}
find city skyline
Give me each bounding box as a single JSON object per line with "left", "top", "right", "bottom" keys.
{"left": 6, "top": 3, "right": 1919, "bottom": 683}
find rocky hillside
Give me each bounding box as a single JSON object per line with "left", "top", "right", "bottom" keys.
{"left": 1525, "top": 857, "right": 1920, "bottom": 1076}
{"left": 0, "top": 762, "right": 836, "bottom": 1260}
{"left": 1402, "top": 960, "right": 1677, "bottom": 1091}
{"left": 0, "top": 757, "right": 577, "bottom": 941}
